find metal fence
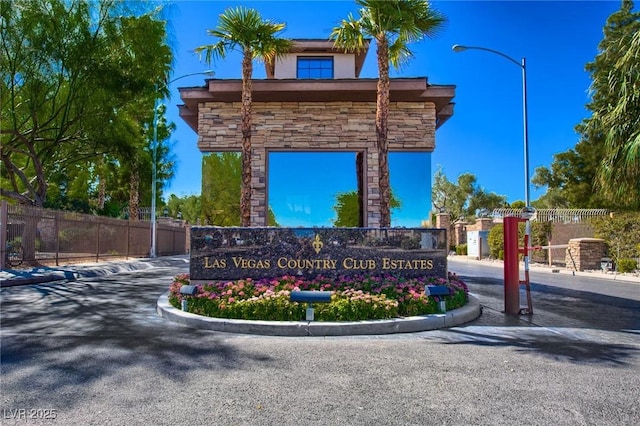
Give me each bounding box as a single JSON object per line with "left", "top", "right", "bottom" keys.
{"left": 0, "top": 201, "right": 187, "bottom": 269}
{"left": 491, "top": 208, "right": 610, "bottom": 223}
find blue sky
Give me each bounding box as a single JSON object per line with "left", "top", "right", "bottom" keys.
{"left": 160, "top": 0, "right": 624, "bottom": 227}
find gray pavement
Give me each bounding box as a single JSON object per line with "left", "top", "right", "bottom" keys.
{"left": 1, "top": 256, "right": 639, "bottom": 425}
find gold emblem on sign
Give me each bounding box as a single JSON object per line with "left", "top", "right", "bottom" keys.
{"left": 312, "top": 234, "right": 324, "bottom": 254}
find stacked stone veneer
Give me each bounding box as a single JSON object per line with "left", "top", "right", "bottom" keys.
{"left": 565, "top": 238, "right": 606, "bottom": 272}
{"left": 198, "top": 101, "right": 436, "bottom": 227}
{"left": 435, "top": 213, "right": 451, "bottom": 248}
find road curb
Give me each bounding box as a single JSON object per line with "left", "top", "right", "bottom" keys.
{"left": 156, "top": 292, "right": 482, "bottom": 336}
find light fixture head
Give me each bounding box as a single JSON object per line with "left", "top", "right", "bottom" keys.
{"left": 521, "top": 206, "right": 537, "bottom": 220}
{"left": 452, "top": 44, "right": 467, "bottom": 53}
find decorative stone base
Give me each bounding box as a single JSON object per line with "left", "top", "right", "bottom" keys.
{"left": 190, "top": 227, "right": 448, "bottom": 282}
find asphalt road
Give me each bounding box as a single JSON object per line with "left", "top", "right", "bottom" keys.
{"left": 1, "top": 257, "right": 639, "bottom": 425}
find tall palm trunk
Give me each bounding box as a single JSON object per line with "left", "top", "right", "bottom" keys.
{"left": 376, "top": 36, "right": 391, "bottom": 227}
{"left": 240, "top": 48, "right": 253, "bottom": 227}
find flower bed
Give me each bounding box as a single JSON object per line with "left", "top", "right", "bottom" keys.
{"left": 168, "top": 273, "right": 468, "bottom": 322}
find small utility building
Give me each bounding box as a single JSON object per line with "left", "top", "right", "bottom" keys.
{"left": 178, "top": 39, "right": 455, "bottom": 227}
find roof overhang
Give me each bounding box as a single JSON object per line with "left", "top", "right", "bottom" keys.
{"left": 178, "top": 77, "right": 455, "bottom": 132}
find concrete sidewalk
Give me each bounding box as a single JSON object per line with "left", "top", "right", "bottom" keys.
{"left": 449, "top": 254, "right": 640, "bottom": 284}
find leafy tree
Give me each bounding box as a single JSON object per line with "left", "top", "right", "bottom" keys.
{"left": 333, "top": 190, "right": 400, "bottom": 227}
{"left": 0, "top": 0, "right": 173, "bottom": 209}
{"left": 510, "top": 200, "right": 526, "bottom": 209}
{"left": 431, "top": 166, "right": 507, "bottom": 221}
{"left": 166, "top": 194, "right": 201, "bottom": 224}
{"left": 201, "top": 153, "right": 242, "bottom": 226}
{"left": 195, "top": 7, "right": 293, "bottom": 226}
{"left": 331, "top": 0, "right": 446, "bottom": 227}
{"left": 531, "top": 126, "right": 611, "bottom": 209}
{"left": 537, "top": 1, "right": 640, "bottom": 210}
{"left": 201, "top": 152, "right": 279, "bottom": 226}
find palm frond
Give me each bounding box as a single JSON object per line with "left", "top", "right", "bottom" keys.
{"left": 193, "top": 40, "right": 229, "bottom": 65}
{"left": 330, "top": 14, "right": 368, "bottom": 53}
{"left": 194, "top": 6, "right": 291, "bottom": 66}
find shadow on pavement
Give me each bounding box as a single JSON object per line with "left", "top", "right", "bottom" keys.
{"left": 438, "top": 328, "right": 639, "bottom": 367}
{"left": 0, "top": 267, "right": 276, "bottom": 411}
{"left": 458, "top": 274, "right": 640, "bottom": 332}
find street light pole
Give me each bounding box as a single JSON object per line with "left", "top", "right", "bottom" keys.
{"left": 452, "top": 44, "right": 531, "bottom": 209}
{"left": 452, "top": 44, "right": 535, "bottom": 312}
{"left": 150, "top": 70, "right": 214, "bottom": 258}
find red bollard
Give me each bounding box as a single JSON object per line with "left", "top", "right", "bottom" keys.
{"left": 503, "top": 216, "right": 522, "bottom": 314}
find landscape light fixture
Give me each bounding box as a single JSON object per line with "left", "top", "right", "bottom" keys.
{"left": 150, "top": 70, "right": 215, "bottom": 258}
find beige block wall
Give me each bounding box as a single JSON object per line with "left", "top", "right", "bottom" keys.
{"left": 198, "top": 101, "right": 437, "bottom": 226}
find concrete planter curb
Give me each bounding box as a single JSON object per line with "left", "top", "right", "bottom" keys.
{"left": 157, "top": 292, "right": 481, "bottom": 336}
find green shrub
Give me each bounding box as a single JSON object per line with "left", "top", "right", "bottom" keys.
{"left": 488, "top": 224, "right": 504, "bottom": 258}
{"left": 456, "top": 244, "right": 467, "bottom": 256}
{"left": 616, "top": 258, "right": 638, "bottom": 273}
{"left": 169, "top": 274, "right": 469, "bottom": 322}
{"left": 590, "top": 212, "right": 640, "bottom": 261}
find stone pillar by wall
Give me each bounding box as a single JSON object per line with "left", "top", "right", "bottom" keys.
{"left": 435, "top": 213, "right": 451, "bottom": 247}
{"left": 565, "top": 238, "right": 606, "bottom": 272}
{"left": 475, "top": 218, "right": 493, "bottom": 231}
{"left": 454, "top": 222, "right": 467, "bottom": 247}
{"left": 250, "top": 148, "right": 267, "bottom": 226}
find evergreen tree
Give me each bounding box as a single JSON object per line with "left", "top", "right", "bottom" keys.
{"left": 0, "top": 0, "right": 174, "bottom": 208}
{"left": 201, "top": 152, "right": 278, "bottom": 226}
{"left": 533, "top": 1, "right": 640, "bottom": 209}
{"left": 589, "top": 1, "right": 640, "bottom": 207}
{"left": 431, "top": 166, "right": 507, "bottom": 221}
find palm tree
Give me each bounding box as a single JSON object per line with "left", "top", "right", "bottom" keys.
{"left": 331, "top": 0, "right": 446, "bottom": 227}
{"left": 195, "top": 7, "right": 293, "bottom": 226}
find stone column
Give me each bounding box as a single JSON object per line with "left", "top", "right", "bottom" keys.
{"left": 454, "top": 222, "right": 467, "bottom": 247}
{"left": 566, "top": 238, "right": 606, "bottom": 272}
{"left": 475, "top": 218, "right": 494, "bottom": 231}
{"left": 250, "top": 147, "right": 268, "bottom": 226}
{"left": 435, "top": 213, "right": 451, "bottom": 248}
{"left": 366, "top": 149, "right": 381, "bottom": 228}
